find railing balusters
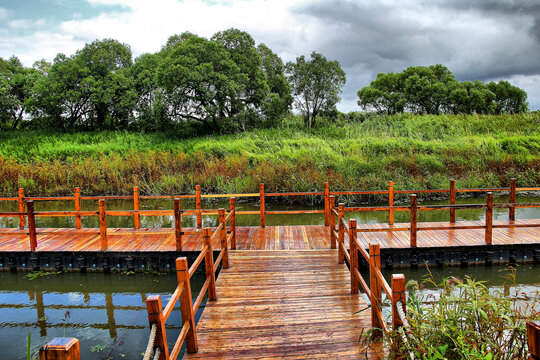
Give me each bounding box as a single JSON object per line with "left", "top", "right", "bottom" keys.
{"left": 329, "top": 196, "right": 336, "bottom": 249}
{"left": 260, "top": 183, "right": 265, "bottom": 228}
{"left": 388, "top": 181, "right": 394, "bottom": 226}
{"left": 196, "top": 185, "right": 202, "bottom": 229}
{"left": 349, "top": 219, "right": 358, "bottom": 294}
{"left": 230, "top": 197, "right": 236, "bottom": 250}
{"left": 18, "top": 188, "right": 25, "bottom": 230}
{"left": 410, "top": 194, "right": 417, "bottom": 247}
{"left": 27, "top": 200, "right": 37, "bottom": 252}
{"left": 450, "top": 180, "right": 456, "bottom": 223}
{"left": 176, "top": 257, "right": 198, "bottom": 353}
{"left": 134, "top": 186, "right": 141, "bottom": 229}
{"left": 74, "top": 187, "right": 82, "bottom": 229}
{"left": 369, "top": 243, "right": 383, "bottom": 339}
{"left": 219, "top": 208, "right": 228, "bottom": 268}
{"left": 204, "top": 228, "right": 217, "bottom": 301}
{"left": 99, "top": 199, "right": 107, "bottom": 251}
{"left": 324, "top": 182, "right": 329, "bottom": 226}
{"left": 174, "top": 198, "right": 182, "bottom": 251}
{"left": 486, "top": 192, "right": 493, "bottom": 245}
{"left": 510, "top": 178, "right": 516, "bottom": 221}
{"left": 146, "top": 295, "right": 170, "bottom": 360}
{"left": 338, "top": 203, "right": 345, "bottom": 264}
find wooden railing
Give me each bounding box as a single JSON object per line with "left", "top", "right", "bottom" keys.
{"left": 143, "top": 204, "right": 234, "bottom": 360}
{"left": 1, "top": 179, "right": 536, "bottom": 230}
{"left": 0, "top": 197, "right": 237, "bottom": 252}
{"left": 330, "top": 194, "right": 540, "bottom": 248}
{"left": 330, "top": 206, "right": 411, "bottom": 358}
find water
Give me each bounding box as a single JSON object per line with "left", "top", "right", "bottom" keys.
{"left": 0, "top": 265, "right": 538, "bottom": 359}
{"left": 0, "top": 271, "right": 206, "bottom": 360}
{"left": 0, "top": 194, "right": 538, "bottom": 228}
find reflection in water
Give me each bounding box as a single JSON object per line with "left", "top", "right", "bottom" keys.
{"left": 0, "top": 272, "right": 206, "bottom": 360}
{"left": 0, "top": 195, "right": 539, "bottom": 228}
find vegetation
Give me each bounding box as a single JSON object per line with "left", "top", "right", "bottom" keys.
{"left": 390, "top": 270, "right": 540, "bottom": 359}
{"left": 286, "top": 51, "right": 346, "bottom": 127}
{"left": 358, "top": 65, "right": 528, "bottom": 115}
{"left": 0, "top": 113, "right": 537, "bottom": 198}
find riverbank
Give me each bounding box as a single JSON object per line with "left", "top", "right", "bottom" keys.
{"left": 0, "top": 113, "right": 538, "bottom": 200}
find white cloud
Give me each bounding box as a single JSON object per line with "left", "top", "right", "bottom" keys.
{"left": 1, "top": 0, "right": 540, "bottom": 110}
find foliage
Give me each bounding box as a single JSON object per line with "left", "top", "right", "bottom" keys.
{"left": 24, "top": 270, "right": 62, "bottom": 280}
{"left": 0, "top": 113, "right": 537, "bottom": 199}
{"left": 392, "top": 272, "right": 540, "bottom": 359}
{"left": 286, "top": 51, "right": 346, "bottom": 128}
{"left": 358, "top": 65, "right": 528, "bottom": 115}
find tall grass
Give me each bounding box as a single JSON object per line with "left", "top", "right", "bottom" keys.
{"left": 0, "top": 113, "right": 538, "bottom": 199}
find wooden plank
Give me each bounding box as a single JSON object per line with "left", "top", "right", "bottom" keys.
{"left": 184, "top": 250, "right": 378, "bottom": 359}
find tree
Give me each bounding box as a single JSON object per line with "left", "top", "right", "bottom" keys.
{"left": 0, "top": 56, "right": 42, "bottom": 129}
{"left": 448, "top": 81, "right": 495, "bottom": 115}
{"left": 357, "top": 72, "right": 406, "bottom": 114}
{"left": 286, "top": 51, "right": 346, "bottom": 128}
{"left": 487, "top": 80, "right": 528, "bottom": 114}
{"left": 257, "top": 43, "right": 292, "bottom": 124}
{"left": 403, "top": 65, "right": 457, "bottom": 114}
{"left": 30, "top": 39, "right": 136, "bottom": 130}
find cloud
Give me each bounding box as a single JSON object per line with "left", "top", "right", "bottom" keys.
{"left": 0, "top": 0, "right": 539, "bottom": 110}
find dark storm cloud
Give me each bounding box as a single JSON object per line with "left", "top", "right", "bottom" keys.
{"left": 290, "top": 0, "right": 540, "bottom": 108}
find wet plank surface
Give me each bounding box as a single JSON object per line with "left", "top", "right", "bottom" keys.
{"left": 0, "top": 219, "right": 538, "bottom": 252}
{"left": 184, "top": 250, "right": 382, "bottom": 359}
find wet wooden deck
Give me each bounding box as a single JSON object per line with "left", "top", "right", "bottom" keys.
{"left": 184, "top": 250, "right": 381, "bottom": 359}
{"left": 0, "top": 219, "right": 538, "bottom": 252}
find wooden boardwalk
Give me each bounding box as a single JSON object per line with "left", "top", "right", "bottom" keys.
{"left": 0, "top": 219, "right": 538, "bottom": 252}
{"left": 184, "top": 250, "right": 381, "bottom": 359}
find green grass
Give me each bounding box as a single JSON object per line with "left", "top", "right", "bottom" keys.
{"left": 0, "top": 113, "right": 538, "bottom": 198}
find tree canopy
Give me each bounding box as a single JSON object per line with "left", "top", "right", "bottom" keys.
{"left": 358, "top": 65, "right": 528, "bottom": 115}
{"left": 286, "top": 52, "right": 346, "bottom": 128}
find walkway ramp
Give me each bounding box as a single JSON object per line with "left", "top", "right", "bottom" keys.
{"left": 184, "top": 250, "right": 380, "bottom": 359}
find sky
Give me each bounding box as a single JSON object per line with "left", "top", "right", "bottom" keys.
{"left": 1, "top": 0, "right": 540, "bottom": 111}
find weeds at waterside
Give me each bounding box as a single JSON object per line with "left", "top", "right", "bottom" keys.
{"left": 389, "top": 270, "right": 540, "bottom": 359}
{"left": 0, "top": 114, "right": 538, "bottom": 199}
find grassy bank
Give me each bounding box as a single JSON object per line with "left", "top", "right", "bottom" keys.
{"left": 0, "top": 113, "right": 538, "bottom": 201}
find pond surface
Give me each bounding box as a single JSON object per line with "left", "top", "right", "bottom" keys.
{"left": 0, "top": 194, "right": 539, "bottom": 228}
{"left": 0, "top": 265, "right": 538, "bottom": 359}
{"left": 0, "top": 271, "right": 206, "bottom": 360}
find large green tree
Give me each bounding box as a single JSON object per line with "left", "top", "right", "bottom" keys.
{"left": 31, "top": 39, "right": 136, "bottom": 130}
{"left": 357, "top": 72, "right": 406, "bottom": 115}
{"left": 286, "top": 51, "right": 346, "bottom": 128}
{"left": 487, "top": 80, "right": 528, "bottom": 114}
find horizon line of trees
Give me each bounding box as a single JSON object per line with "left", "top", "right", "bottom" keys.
{"left": 357, "top": 64, "right": 528, "bottom": 115}
{"left": 0, "top": 31, "right": 530, "bottom": 134}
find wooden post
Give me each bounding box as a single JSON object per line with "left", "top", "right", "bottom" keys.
{"left": 329, "top": 196, "right": 336, "bottom": 249}
{"left": 410, "top": 194, "right": 417, "bottom": 247}
{"left": 18, "top": 188, "right": 25, "bottom": 230}
{"left": 204, "top": 228, "right": 217, "bottom": 301}
{"left": 486, "top": 192, "right": 493, "bottom": 245}
{"left": 99, "top": 199, "right": 107, "bottom": 251}
{"left": 338, "top": 203, "right": 345, "bottom": 264}
{"left": 40, "top": 338, "right": 80, "bottom": 360}
{"left": 528, "top": 321, "right": 540, "bottom": 360}
{"left": 145, "top": 295, "right": 170, "bottom": 360}
{"left": 391, "top": 274, "right": 407, "bottom": 357}
{"left": 27, "top": 200, "right": 37, "bottom": 252}
{"left": 74, "top": 187, "right": 81, "bottom": 229}
{"left": 195, "top": 185, "right": 202, "bottom": 229}
{"left": 349, "top": 219, "right": 358, "bottom": 294}
{"left": 369, "top": 243, "right": 382, "bottom": 339}
{"left": 388, "top": 181, "right": 394, "bottom": 226}
{"left": 450, "top": 180, "right": 456, "bottom": 223}
{"left": 133, "top": 186, "right": 140, "bottom": 229}
{"left": 176, "top": 257, "right": 198, "bottom": 353}
{"left": 230, "top": 197, "right": 236, "bottom": 250}
{"left": 174, "top": 198, "right": 182, "bottom": 251}
{"left": 324, "top": 182, "right": 330, "bottom": 226}
{"left": 219, "top": 208, "right": 229, "bottom": 268}
{"left": 259, "top": 183, "right": 265, "bottom": 228}
{"left": 510, "top": 178, "right": 516, "bottom": 221}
